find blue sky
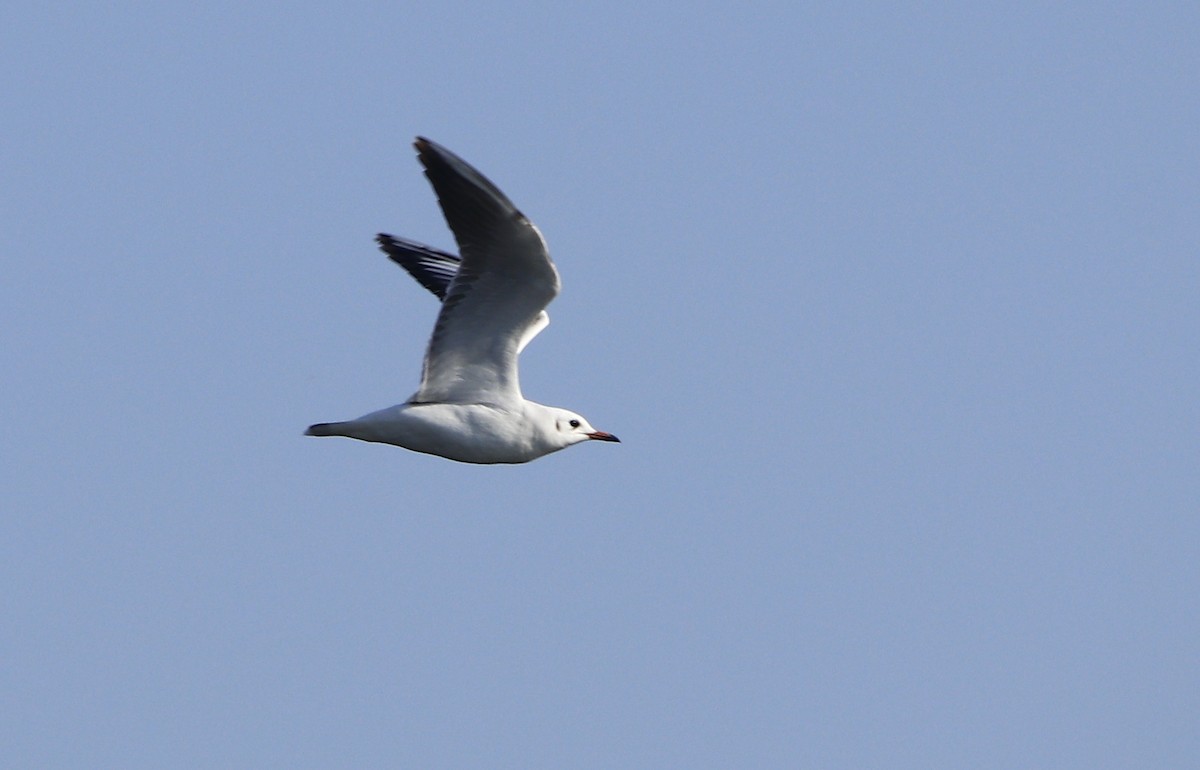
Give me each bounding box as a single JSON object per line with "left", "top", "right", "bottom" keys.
{"left": 3, "top": 2, "right": 1197, "bottom": 767}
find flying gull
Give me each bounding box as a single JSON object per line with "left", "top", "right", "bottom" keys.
{"left": 306, "top": 137, "right": 619, "bottom": 463}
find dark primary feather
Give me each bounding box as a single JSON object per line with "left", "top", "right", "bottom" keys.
{"left": 415, "top": 136, "right": 523, "bottom": 248}
{"left": 376, "top": 234, "right": 460, "bottom": 301}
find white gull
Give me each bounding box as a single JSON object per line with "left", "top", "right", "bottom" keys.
{"left": 306, "top": 137, "right": 619, "bottom": 464}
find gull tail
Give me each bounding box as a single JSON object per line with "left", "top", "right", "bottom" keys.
{"left": 305, "top": 422, "right": 347, "bottom": 437}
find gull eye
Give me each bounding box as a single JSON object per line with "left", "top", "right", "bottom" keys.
{"left": 569, "top": 419, "right": 581, "bottom": 429}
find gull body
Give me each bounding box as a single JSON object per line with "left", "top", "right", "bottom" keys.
{"left": 306, "top": 137, "right": 618, "bottom": 464}
{"left": 308, "top": 402, "right": 608, "bottom": 465}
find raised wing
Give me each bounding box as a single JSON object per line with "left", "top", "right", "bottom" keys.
{"left": 410, "top": 137, "right": 560, "bottom": 406}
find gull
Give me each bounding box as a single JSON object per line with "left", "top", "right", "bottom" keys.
{"left": 306, "top": 137, "right": 619, "bottom": 464}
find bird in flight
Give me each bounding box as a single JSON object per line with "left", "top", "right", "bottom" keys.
{"left": 306, "top": 137, "right": 619, "bottom": 464}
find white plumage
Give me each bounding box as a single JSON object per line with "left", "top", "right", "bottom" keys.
{"left": 306, "top": 137, "right": 619, "bottom": 464}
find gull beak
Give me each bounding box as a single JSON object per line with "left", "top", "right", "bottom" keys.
{"left": 586, "top": 431, "right": 620, "bottom": 443}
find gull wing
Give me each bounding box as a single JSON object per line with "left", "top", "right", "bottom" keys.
{"left": 409, "top": 137, "right": 560, "bottom": 406}
{"left": 376, "top": 234, "right": 460, "bottom": 300}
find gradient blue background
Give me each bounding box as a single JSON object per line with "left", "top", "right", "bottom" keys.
{"left": 3, "top": 2, "right": 1197, "bottom": 767}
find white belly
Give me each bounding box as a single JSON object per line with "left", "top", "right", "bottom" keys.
{"left": 351, "top": 402, "right": 542, "bottom": 464}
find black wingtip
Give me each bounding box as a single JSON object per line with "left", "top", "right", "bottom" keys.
{"left": 413, "top": 136, "right": 436, "bottom": 157}
{"left": 414, "top": 136, "right": 449, "bottom": 170}
{"left": 410, "top": 136, "right": 519, "bottom": 219}
{"left": 375, "top": 234, "right": 397, "bottom": 266}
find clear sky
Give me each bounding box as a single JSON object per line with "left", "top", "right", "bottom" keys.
{"left": 3, "top": 2, "right": 1197, "bottom": 767}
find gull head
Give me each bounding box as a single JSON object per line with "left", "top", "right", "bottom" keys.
{"left": 548, "top": 408, "right": 620, "bottom": 450}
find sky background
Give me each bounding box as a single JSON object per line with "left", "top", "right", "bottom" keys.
{"left": 2, "top": 2, "right": 1197, "bottom": 767}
